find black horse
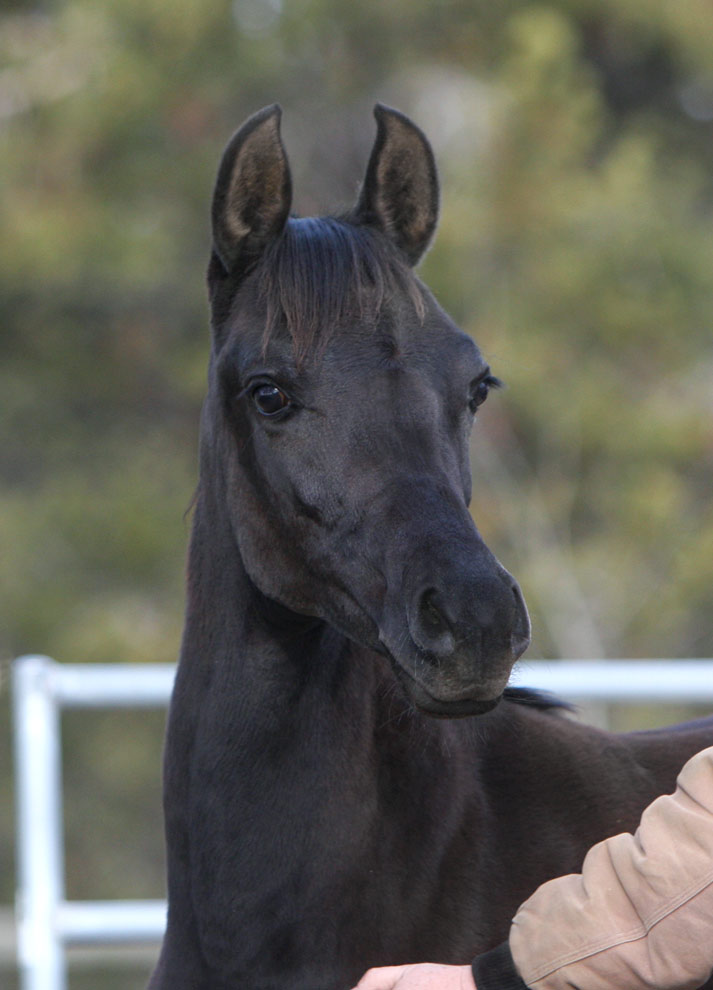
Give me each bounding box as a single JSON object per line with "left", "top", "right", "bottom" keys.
{"left": 149, "top": 105, "right": 713, "bottom": 990}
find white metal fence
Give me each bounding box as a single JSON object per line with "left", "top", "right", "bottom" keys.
{"left": 12, "top": 654, "right": 713, "bottom": 990}
{"left": 12, "top": 657, "right": 173, "bottom": 990}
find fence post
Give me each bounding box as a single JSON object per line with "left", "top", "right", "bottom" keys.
{"left": 13, "top": 656, "right": 66, "bottom": 990}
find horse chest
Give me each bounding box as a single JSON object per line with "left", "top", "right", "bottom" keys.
{"left": 183, "top": 683, "right": 483, "bottom": 977}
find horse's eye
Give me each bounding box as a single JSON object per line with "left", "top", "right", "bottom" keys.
{"left": 469, "top": 374, "right": 502, "bottom": 414}
{"left": 252, "top": 383, "right": 290, "bottom": 417}
{"left": 469, "top": 381, "right": 491, "bottom": 413}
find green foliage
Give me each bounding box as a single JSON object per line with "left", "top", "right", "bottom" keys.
{"left": 2, "top": 1, "right": 713, "bottom": 979}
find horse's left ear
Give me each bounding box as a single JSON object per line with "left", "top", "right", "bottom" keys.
{"left": 353, "top": 104, "right": 439, "bottom": 266}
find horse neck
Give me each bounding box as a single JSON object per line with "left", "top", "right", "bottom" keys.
{"left": 174, "top": 484, "right": 492, "bottom": 895}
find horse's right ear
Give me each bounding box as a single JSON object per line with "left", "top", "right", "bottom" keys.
{"left": 211, "top": 104, "right": 292, "bottom": 277}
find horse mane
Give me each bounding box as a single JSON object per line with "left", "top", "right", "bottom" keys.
{"left": 503, "top": 685, "right": 575, "bottom": 713}
{"left": 255, "top": 216, "right": 425, "bottom": 361}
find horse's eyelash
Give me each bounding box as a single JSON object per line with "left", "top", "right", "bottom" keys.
{"left": 485, "top": 375, "right": 504, "bottom": 391}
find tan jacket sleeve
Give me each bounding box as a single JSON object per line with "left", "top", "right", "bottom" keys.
{"left": 509, "top": 745, "right": 713, "bottom": 990}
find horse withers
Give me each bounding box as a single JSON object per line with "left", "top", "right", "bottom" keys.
{"left": 149, "top": 105, "right": 713, "bottom": 990}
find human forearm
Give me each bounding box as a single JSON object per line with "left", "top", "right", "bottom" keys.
{"left": 507, "top": 747, "right": 713, "bottom": 990}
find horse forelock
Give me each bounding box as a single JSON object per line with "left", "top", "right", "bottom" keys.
{"left": 255, "top": 216, "right": 425, "bottom": 362}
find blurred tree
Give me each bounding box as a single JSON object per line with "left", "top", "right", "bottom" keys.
{"left": 1, "top": 0, "right": 713, "bottom": 985}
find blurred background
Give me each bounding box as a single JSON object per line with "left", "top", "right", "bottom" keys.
{"left": 2, "top": 0, "right": 713, "bottom": 986}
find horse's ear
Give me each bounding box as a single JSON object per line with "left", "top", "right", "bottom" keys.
{"left": 354, "top": 104, "right": 439, "bottom": 266}
{"left": 211, "top": 104, "right": 292, "bottom": 276}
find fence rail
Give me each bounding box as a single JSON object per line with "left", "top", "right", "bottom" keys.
{"left": 12, "top": 654, "right": 713, "bottom": 990}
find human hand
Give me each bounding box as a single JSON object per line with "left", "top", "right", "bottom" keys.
{"left": 351, "top": 963, "right": 476, "bottom": 990}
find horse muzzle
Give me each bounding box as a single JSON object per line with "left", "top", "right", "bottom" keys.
{"left": 379, "top": 544, "right": 531, "bottom": 717}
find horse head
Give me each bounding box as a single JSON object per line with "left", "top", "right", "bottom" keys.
{"left": 203, "top": 104, "right": 530, "bottom": 717}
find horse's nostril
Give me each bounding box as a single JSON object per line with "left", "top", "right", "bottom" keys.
{"left": 421, "top": 590, "right": 449, "bottom": 633}
{"left": 511, "top": 582, "right": 527, "bottom": 616}
{"left": 412, "top": 588, "right": 456, "bottom": 657}
{"left": 510, "top": 581, "right": 531, "bottom": 658}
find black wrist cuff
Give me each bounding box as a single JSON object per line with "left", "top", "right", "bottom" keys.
{"left": 472, "top": 940, "right": 529, "bottom": 990}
